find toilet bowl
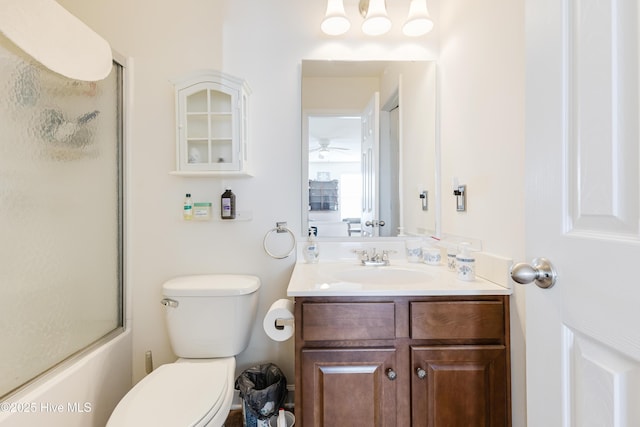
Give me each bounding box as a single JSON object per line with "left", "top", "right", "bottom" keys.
{"left": 107, "top": 274, "right": 261, "bottom": 427}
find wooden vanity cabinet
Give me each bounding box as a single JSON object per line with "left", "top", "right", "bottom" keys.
{"left": 294, "top": 295, "right": 511, "bottom": 427}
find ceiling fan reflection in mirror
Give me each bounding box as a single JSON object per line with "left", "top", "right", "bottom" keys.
{"left": 308, "top": 115, "right": 361, "bottom": 161}
{"left": 310, "top": 138, "right": 350, "bottom": 158}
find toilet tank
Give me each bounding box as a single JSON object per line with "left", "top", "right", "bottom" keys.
{"left": 161, "top": 274, "right": 261, "bottom": 358}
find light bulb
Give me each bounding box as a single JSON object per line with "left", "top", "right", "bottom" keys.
{"left": 402, "top": 0, "right": 434, "bottom": 37}
{"left": 362, "top": 0, "right": 391, "bottom": 36}
{"left": 321, "top": 0, "right": 351, "bottom": 35}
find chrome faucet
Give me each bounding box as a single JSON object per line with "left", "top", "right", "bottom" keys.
{"left": 354, "top": 248, "right": 392, "bottom": 266}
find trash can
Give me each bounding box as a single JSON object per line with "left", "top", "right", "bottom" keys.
{"left": 235, "top": 363, "right": 287, "bottom": 427}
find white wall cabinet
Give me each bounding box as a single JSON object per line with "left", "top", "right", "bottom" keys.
{"left": 172, "top": 70, "right": 251, "bottom": 176}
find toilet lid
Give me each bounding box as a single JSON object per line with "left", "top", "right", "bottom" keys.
{"left": 108, "top": 360, "right": 230, "bottom": 427}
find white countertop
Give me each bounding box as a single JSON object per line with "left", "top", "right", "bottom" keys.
{"left": 287, "top": 260, "right": 512, "bottom": 297}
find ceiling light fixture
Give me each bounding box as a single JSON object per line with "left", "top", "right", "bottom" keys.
{"left": 321, "top": 0, "right": 434, "bottom": 37}
{"left": 360, "top": 0, "right": 392, "bottom": 36}
{"left": 321, "top": 0, "right": 351, "bottom": 36}
{"left": 402, "top": 0, "right": 434, "bottom": 37}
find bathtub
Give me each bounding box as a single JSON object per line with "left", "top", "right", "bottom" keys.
{"left": 0, "top": 330, "right": 131, "bottom": 427}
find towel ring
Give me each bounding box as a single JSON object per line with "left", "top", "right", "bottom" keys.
{"left": 263, "top": 222, "right": 296, "bottom": 259}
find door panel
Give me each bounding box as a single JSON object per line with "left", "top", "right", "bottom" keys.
{"left": 361, "top": 92, "right": 380, "bottom": 237}
{"left": 565, "top": 0, "right": 639, "bottom": 236}
{"left": 525, "top": 0, "right": 640, "bottom": 424}
{"left": 568, "top": 330, "right": 640, "bottom": 426}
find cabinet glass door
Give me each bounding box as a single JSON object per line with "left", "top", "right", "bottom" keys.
{"left": 184, "top": 87, "right": 234, "bottom": 168}
{"left": 173, "top": 70, "right": 250, "bottom": 175}
{"left": 178, "top": 81, "right": 240, "bottom": 172}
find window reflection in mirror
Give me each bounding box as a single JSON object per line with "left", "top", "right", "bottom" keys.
{"left": 301, "top": 60, "right": 438, "bottom": 238}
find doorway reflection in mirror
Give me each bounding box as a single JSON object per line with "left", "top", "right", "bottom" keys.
{"left": 302, "top": 60, "right": 438, "bottom": 238}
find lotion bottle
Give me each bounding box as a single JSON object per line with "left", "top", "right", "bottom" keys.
{"left": 183, "top": 193, "right": 193, "bottom": 220}
{"left": 456, "top": 242, "right": 476, "bottom": 281}
{"left": 302, "top": 227, "right": 319, "bottom": 263}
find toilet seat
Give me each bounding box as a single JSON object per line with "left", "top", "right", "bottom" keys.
{"left": 107, "top": 358, "right": 234, "bottom": 427}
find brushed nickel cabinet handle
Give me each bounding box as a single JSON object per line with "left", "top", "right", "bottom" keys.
{"left": 416, "top": 367, "right": 427, "bottom": 379}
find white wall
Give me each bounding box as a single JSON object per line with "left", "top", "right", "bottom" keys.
{"left": 58, "top": 0, "right": 525, "bottom": 424}
{"left": 57, "top": 0, "right": 230, "bottom": 382}
{"left": 438, "top": 0, "right": 526, "bottom": 425}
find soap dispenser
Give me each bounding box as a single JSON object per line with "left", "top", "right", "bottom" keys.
{"left": 456, "top": 242, "right": 475, "bottom": 281}
{"left": 302, "top": 227, "right": 319, "bottom": 263}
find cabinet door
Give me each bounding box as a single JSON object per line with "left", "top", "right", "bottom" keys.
{"left": 178, "top": 81, "right": 239, "bottom": 171}
{"left": 300, "top": 348, "right": 397, "bottom": 427}
{"left": 411, "top": 346, "right": 508, "bottom": 427}
{"left": 172, "top": 70, "right": 250, "bottom": 175}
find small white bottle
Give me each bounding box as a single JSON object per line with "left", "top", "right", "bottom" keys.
{"left": 456, "top": 242, "right": 475, "bottom": 281}
{"left": 302, "top": 227, "right": 319, "bottom": 263}
{"left": 277, "top": 409, "right": 286, "bottom": 427}
{"left": 183, "top": 193, "right": 193, "bottom": 220}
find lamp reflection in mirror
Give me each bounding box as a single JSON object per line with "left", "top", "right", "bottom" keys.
{"left": 321, "top": 0, "right": 434, "bottom": 37}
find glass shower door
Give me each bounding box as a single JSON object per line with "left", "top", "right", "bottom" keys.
{"left": 0, "top": 39, "right": 124, "bottom": 398}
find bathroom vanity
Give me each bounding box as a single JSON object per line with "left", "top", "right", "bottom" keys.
{"left": 287, "top": 257, "right": 512, "bottom": 426}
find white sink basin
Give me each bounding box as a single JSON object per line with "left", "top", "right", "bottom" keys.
{"left": 332, "top": 266, "right": 435, "bottom": 285}
{"left": 287, "top": 260, "right": 511, "bottom": 297}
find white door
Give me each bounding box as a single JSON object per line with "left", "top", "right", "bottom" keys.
{"left": 361, "top": 92, "right": 380, "bottom": 237}
{"left": 525, "top": 0, "right": 640, "bottom": 425}
{"left": 378, "top": 105, "right": 400, "bottom": 237}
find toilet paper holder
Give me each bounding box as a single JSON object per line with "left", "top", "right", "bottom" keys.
{"left": 264, "top": 299, "right": 295, "bottom": 341}
{"left": 274, "top": 317, "right": 294, "bottom": 330}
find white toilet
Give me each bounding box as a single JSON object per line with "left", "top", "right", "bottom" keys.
{"left": 107, "top": 274, "right": 261, "bottom": 427}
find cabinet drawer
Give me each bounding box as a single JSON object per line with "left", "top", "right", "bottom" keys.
{"left": 410, "top": 301, "right": 504, "bottom": 341}
{"left": 302, "top": 302, "right": 396, "bottom": 341}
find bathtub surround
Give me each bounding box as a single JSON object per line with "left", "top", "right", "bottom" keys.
{"left": 0, "top": 331, "right": 131, "bottom": 427}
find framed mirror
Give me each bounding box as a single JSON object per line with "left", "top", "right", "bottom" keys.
{"left": 301, "top": 60, "right": 439, "bottom": 238}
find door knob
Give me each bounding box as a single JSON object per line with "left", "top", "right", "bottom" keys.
{"left": 416, "top": 368, "right": 427, "bottom": 379}
{"left": 510, "top": 257, "right": 557, "bottom": 289}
